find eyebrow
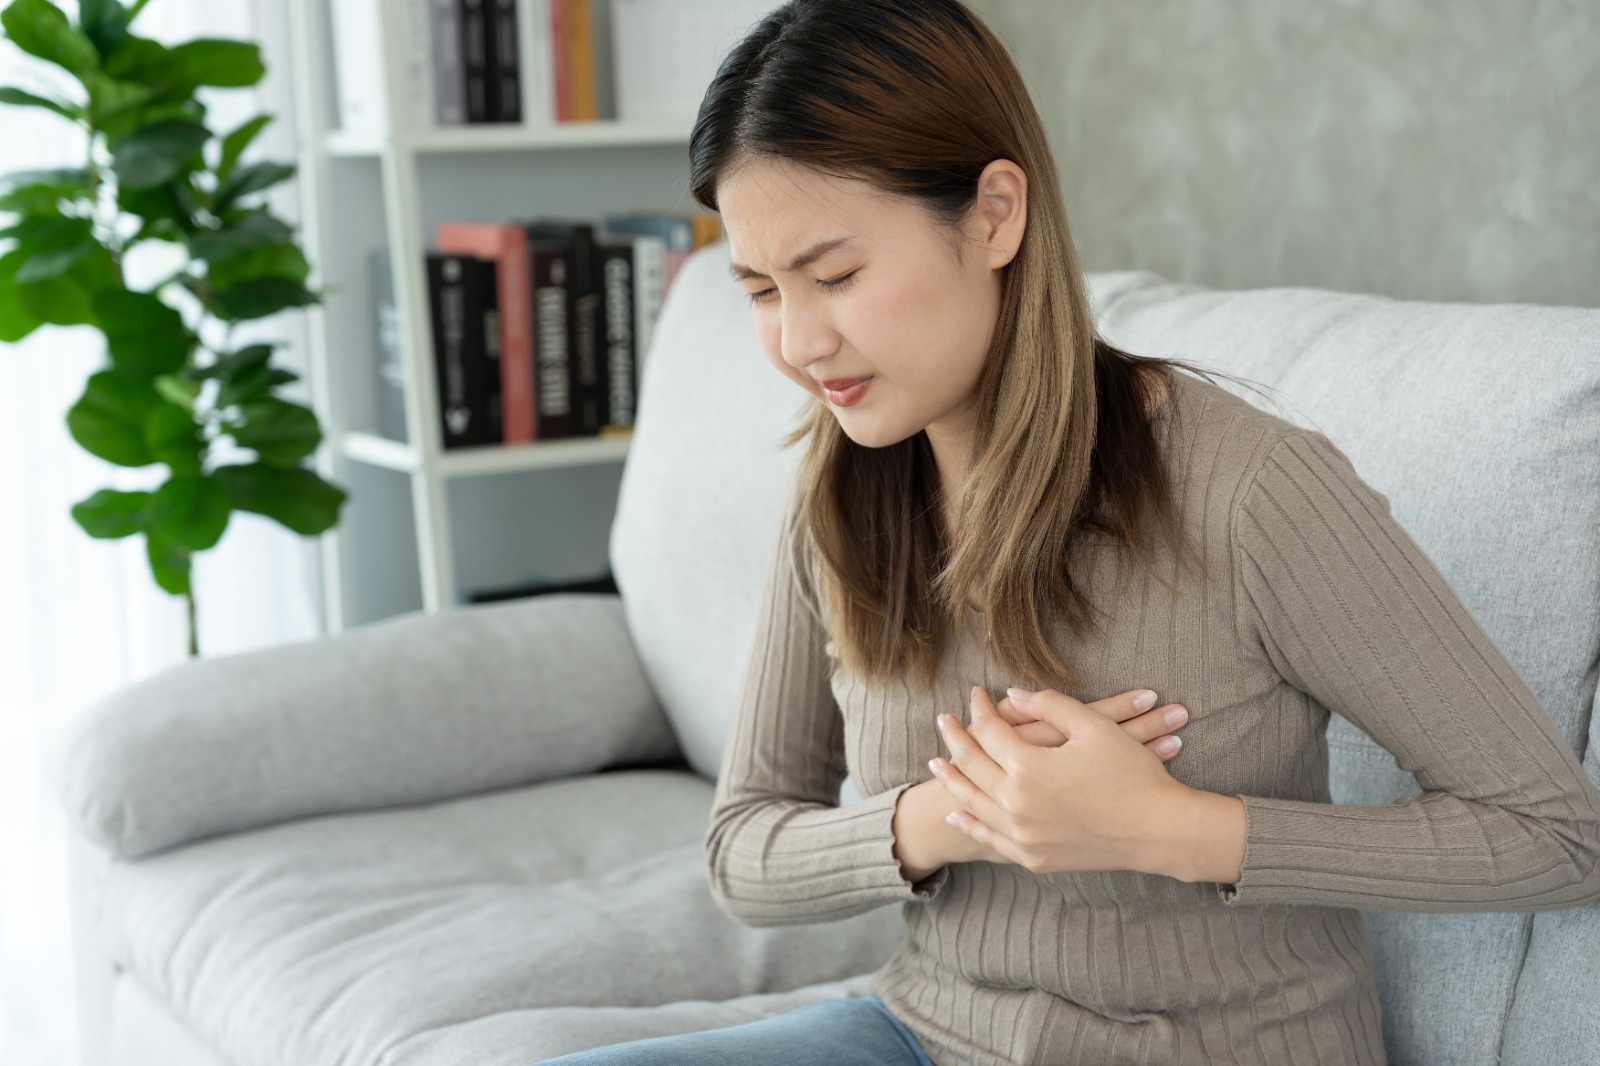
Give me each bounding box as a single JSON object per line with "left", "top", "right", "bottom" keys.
{"left": 728, "top": 236, "right": 857, "bottom": 282}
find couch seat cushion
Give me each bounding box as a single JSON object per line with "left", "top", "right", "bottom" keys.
{"left": 101, "top": 769, "right": 906, "bottom": 1066}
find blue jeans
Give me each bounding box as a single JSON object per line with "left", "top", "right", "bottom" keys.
{"left": 533, "top": 994, "right": 938, "bottom": 1065}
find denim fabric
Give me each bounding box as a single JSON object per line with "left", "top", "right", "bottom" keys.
{"left": 532, "top": 994, "right": 938, "bottom": 1065}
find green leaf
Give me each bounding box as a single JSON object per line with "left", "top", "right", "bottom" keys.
{"left": 66, "top": 369, "right": 160, "bottom": 466}
{"left": 195, "top": 341, "right": 275, "bottom": 382}
{"left": 117, "top": 179, "right": 195, "bottom": 234}
{"left": 154, "top": 372, "right": 200, "bottom": 409}
{"left": 0, "top": 249, "right": 42, "bottom": 341}
{"left": 12, "top": 239, "right": 96, "bottom": 282}
{"left": 70, "top": 487, "right": 149, "bottom": 538}
{"left": 110, "top": 119, "right": 209, "bottom": 189}
{"left": 168, "top": 39, "right": 263, "bottom": 88}
{"left": 0, "top": 85, "right": 80, "bottom": 119}
{"left": 217, "top": 113, "right": 271, "bottom": 183}
{"left": 209, "top": 275, "right": 318, "bottom": 322}
{"left": 215, "top": 462, "right": 345, "bottom": 536}
{"left": 230, "top": 397, "right": 320, "bottom": 465}
{"left": 15, "top": 243, "right": 114, "bottom": 326}
{"left": 102, "top": 35, "right": 172, "bottom": 84}
{"left": 186, "top": 210, "right": 292, "bottom": 262}
{"left": 92, "top": 288, "right": 194, "bottom": 379}
{"left": 83, "top": 71, "right": 152, "bottom": 124}
{"left": 79, "top": 0, "right": 132, "bottom": 59}
{"left": 0, "top": 212, "right": 92, "bottom": 247}
{"left": 144, "top": 399, "right": 203, "bottom": 475}
{"left": 148, "top": 472, "right": 230, "bottom": 550}
{"left": 144, "top": 527, "right": 191, "bottom": 595}
{"left": 1, "top": 0, "right": 100, "bottom": 79}
{"left": 213, "top": 160, "right": 294, "bottom": 213}
{"left": 207, "top": 241, "right": 308, "bottom": 289}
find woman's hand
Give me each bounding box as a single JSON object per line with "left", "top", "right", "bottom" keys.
{"left": 995, "top": 687, "right": 1187, "bottom": 761}
{"left": 929, "top": 686, "right": 1193, "bottom": 876}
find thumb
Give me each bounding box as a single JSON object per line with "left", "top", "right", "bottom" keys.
{"left": 1006, "top": 688, "right": 1093, "bottom": 739}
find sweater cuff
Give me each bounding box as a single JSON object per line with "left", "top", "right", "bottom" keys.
{"left": 879, "top": 780, "right": 952, "bottom": 901}
{"left": 1213, "top": 793, "right": 1326, "bottom": 906}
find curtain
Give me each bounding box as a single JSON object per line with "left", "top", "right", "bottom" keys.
{"left": 0, "top": 3, "right": 322, "bottom": 1063}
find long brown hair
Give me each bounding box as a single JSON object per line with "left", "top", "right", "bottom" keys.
{"left": 690, "top": 0, "right": 1269, "bottom": 692}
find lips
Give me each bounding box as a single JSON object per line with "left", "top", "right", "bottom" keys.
{"left": 819, "top": 375, "right": 873, "bottom": 407}
{"left": 817, "top": 376, "right": 872, "bottom": 390}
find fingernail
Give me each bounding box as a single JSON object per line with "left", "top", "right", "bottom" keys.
{"left": 1007, "top": 687, "right": 1032, "bottom": 704}
{"left": 1163, "top": 706, "right": 1188, "bottom": 727}
{"left": 1155, "top": 736, "right": 1181, "bottom": 756}
{"left": 928, "top": 758, "right": 943, "bottom": 775}
{"left": 946, "top": 813, "right": 960, "bottom": 827}
{"left": 1133, "top": 690, "right": 1157, "bottom": 710}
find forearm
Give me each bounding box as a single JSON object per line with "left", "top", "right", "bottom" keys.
{"left": 892, "top": 778, "right": 976, "bottom": 882}
{"left": 1136, "top": 784, "right": 1247, "bottom": 885}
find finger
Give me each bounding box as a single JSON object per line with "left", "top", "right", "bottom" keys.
{"left": 1086, "top": 687, "right": 1163, "bottom": 725}
{"left": 945, "top": 808, "right": 1032, "bottom": 869}
{"left": 1006, "top": 687, "right": 1098, "bottom": 742}
{"left": 1120, "top": 703, "right": 1190, "bottom": 744}
{"left": 993, "top": 695, "right": 1039, "bottom": 727}
{"left": 928, "top": 754, "right": 1010, "bottom": 830}
{"left": 963, "top": 686, "right": 1034, "bottom": 769}
{"left": 937, "top": 697, "right": 1008, "bottom": 795}
{"left": 1146, "top": 733, "right": 1183, "bottom": 761}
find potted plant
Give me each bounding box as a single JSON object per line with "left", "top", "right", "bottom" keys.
{"left": 0, "top": 0, "right": 346, "bottom": 658}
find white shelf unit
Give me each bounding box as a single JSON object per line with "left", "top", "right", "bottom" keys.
{"left": 283, "top": 0, "right": 698, "bottom": 633}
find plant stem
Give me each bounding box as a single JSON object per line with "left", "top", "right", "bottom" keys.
{"left": 184, "top": 588, "right": 199, "bottom": 658}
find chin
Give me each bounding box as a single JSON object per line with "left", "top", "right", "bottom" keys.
{"left": 834, "top": 415, "right": 915, "bottom": 450}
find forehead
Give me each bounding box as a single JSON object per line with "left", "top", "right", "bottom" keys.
{"left": 719, "top": 158, "right": 916, "bottom": 273}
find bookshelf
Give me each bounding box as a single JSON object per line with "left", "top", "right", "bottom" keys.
{"left": 281, "top": 0, "right": 706, "bottom": 633}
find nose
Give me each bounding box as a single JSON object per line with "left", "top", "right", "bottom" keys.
{"left": 777, "top": 291, "right": 839, "bottom": 370}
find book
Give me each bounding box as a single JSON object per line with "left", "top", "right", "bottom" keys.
{"left": 554, "top": 0, "right": 600, "bottom": 121}
{"left": 401, "top": 0, "right": 440, "bottom": 129}
{"left": 489, "top": 0, "right": 523, "bottom": 122}
{"left": 524, "top": 219, "right": 603, "bottom": 435}
{"left": 431, "top": 0, "right": 468, "bottom": 125}
{"left": 527, "top": 232, "right": 574, "bottom": 439}
{"left": 600, "top": 211, "right": 694, "bottom": 300}
{"left": 425, "top": 252, "right": 495, "bottom": 448}
{"left": 596, "top": 226, "right": 665, "bottom": 398}
{"left": 596, "top": 238, "right": 636, "bottom": 433}
{"left": 330, "top": 0, "right": 387, "bottom": 135}
{"left": 515, "top": 0, "right": 556, "bottom": 124}
{"left": 480, "top": 257, "right": 505, "bottom": 442}
{"left": 461, "top": 0, "right": 494, "bottom": 123}
{"left": 369, "top": 249, "right": 409, "bottom": 443}
{"left": 436, "top": 222, "right": 537, "bottom": 442}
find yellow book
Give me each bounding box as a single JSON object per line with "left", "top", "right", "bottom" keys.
{"left": 569, "top": 0, "right": 597, "bottom": 121}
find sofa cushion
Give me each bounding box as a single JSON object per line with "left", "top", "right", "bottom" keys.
{"left": 100, "top": 769, "right": 905, "bottom": 1066}
{"left": 1085, "top": 269, "right": 1600, "bottom": 1066}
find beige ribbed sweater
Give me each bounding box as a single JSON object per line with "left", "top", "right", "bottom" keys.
{"left": 704, "top": 369, "right": 1600, "bottom": 1066}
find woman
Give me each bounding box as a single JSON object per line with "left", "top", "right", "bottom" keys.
{"left": 541, "top": 1, "right": 1600, "bottom": 1063}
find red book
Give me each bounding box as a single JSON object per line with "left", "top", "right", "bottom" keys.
{"left": 435, "top": 221, "right": 537, "bottom": 442}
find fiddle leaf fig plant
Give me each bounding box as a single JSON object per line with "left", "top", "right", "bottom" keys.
{"left": 0, "top": 0, "right": 346, "bottom": 658}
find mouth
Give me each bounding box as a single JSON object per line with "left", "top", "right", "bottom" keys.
{"left": 818, "top": 376, "right": 873, "bottom": 407}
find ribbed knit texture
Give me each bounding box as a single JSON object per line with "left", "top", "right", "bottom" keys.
{"left": 703, "top": 369, "right": 1600, "bottom": 1066}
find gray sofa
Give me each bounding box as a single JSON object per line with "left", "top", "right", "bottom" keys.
{"left": 51, "top": 239, "right": 1600, "bottom": 1066}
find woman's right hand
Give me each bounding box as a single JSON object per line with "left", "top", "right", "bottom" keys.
{"left": 995, "top": 688, "right": 1187, "bottom": 761}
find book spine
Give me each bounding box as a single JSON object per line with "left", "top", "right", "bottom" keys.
{"left": 435, "top": 223, "right": 536, "bottom": 442}
{"left": 528, "top": 236, "right": 573, "bottom": 438}
{"left": 627, "top": 234, "right": 665, "bottom": 391}
{"left": 568, "top": 0, "right": 596, "bottom": 120}
{"left": 476, "top": 257, "right": 504, "bottom": 442}
{"left": 567, "top": 225, "right": 602, "bottom": 434}
{"left": 369, "top": 249, "right": 408, "bottom": 442}
{"left": 598, "top": 241, "right": 635, "bottom": 431}
{"left": 550, "top": 0, "right": 570, "bottom": 121}
{"left": 426, "top": 253, "right": 484, "bottom": 448}
{"left": 490, "top": 0, "right": 522, "bottom": 122}
{"left": 401, "top": 0, "right": 439, "bottom": 129}
{"left": 516, "top": 0, "right": 554, "bottom": 124}
{"left": 461, "top": 0, "right": 493, "bottom": 123}
{"left": 431, "top": 0, "right": 467, "bottom": 125}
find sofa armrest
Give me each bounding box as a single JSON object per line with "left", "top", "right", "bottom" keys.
{"left": 48, "top": 592, "right": 683, "bottom": 859}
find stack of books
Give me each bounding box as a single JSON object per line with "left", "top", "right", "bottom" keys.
{"left": 369, "top": 210, "right": 722, "bottom": 448}
{"left": 334, "top": 0, "right": 778, "bottom": 130}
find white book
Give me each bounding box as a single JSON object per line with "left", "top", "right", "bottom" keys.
{"left": 400, "top": 0, "right": 439, "bottom": 129}
{"left": 330, "top": 0, "right": 389, "bottom": 134}
{"left": 516, "top": 0, "right": 556, "bottom": 125}
{"left": 610, "top": 0, "right": 776, "bottom": 125}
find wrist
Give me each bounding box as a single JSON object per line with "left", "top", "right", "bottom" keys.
{"left": 893, "top": 779, "right": 967, "bottom": 881}
{"left": 1136, "top": 783, "right": 1247, "bottom": 884}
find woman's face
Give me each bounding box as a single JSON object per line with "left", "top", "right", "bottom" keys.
{"left": 718, "top": 155, "right": 1024, "bottom": 451}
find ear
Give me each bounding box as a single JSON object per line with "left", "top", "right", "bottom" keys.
{"left": 968, "top": 158, "right": 1027, "bottom": 271}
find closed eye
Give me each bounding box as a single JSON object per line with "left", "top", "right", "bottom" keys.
{"left": 745, "top": 269, "right": 861, "bottom": 306}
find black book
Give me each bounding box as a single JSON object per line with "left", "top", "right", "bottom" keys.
{"left": 597, "top": 239, "right": 637, "bottom": 429}
{"left": 527, "top": 231, "right": 573, "bottom": 439}
{"left": 478, "top": 257, "right": 504, "bottom": 443}
{"left": 524, "top": 219, "right": 604, "bottom": 435}
{"left": 460, "top": 0, "right": 493, "bottom": 123}
{"left": 425, "top": 252, "right": 492, "bottom": 448}
{"left": 489, "top": 0, "right": 522, "bottom": 123}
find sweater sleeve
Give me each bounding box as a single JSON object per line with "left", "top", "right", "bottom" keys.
{"left": 1222, "top": 428, "right": 1600, "bottom": 911}
{"left": 703, "top": 485, "right": 950, "bottom": 927}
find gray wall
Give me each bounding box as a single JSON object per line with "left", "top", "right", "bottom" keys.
{"left": 968, "top": 0, "right": 1599, "bottom": 308}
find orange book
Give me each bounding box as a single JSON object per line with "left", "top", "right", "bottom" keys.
{"left": 568, "top": 0, "right": 597, "bottom": 120}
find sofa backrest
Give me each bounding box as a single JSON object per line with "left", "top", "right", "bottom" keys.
{"left": 610, "top": 241, "right": 1600, "bottom": 1065}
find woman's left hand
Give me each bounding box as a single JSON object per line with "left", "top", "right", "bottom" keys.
{"left": 930, "top": 685, "right": 1191, "bottom": 876}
